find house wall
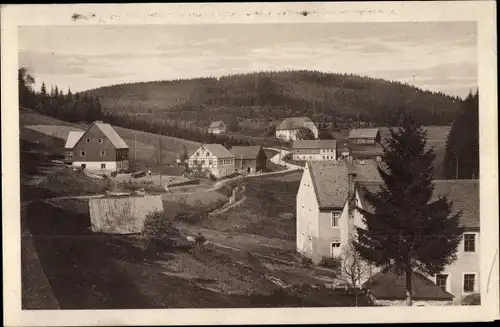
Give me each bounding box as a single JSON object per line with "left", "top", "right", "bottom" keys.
{"left": 349, "top": 138, "right": 376, "bottom": 145}
{"left": 431, "top": 231, "right": 480, "bottom": 305}
{"left": 72, "top": 161, "right": 117, "bottom": 174}
{"left": 320, "top": 148, "right": 337, "bottom": 160}
{"left": 235, "top": 159, "right": 257, "bottom": 173}
{"left": 188, "top": 146, "right": 235, "bottom": 178}
{"left": 293, "top": 151, "right": 322, "bottom": 161}
{"left": 296, "top": 165, "right": 320, "bottom": 261}
{"left": 276, "top": 129, "right": 298, "bottom": 142}
{"left": 71, "top": 124, "right": 117, "bottom": 162}
{"left": 316, "top": 202, "right": 350, "bottom": 260}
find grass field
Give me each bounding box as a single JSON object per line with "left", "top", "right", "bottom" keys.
{"left": 197, "top": 172, "right": 302, "bottom": 241}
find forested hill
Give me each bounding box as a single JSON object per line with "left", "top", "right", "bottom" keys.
{"left": 86, "top": 70, "right": 462, "bottom": 128}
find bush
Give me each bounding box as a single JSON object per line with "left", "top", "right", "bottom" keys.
{"left": 175, "top": 210, "right": 206, "bottom": 225}
{"left": 142, "top": 210, "right": 181, "bottom": 251}
{"left": 462, "top": 293, "right": 481, "bottom": 306}
{"left": 319, "top": 256, "right": 342, "bottom": 270}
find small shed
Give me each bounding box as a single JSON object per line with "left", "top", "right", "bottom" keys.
{"left": 229, "top": 145, "right": 267, "bottom": 174}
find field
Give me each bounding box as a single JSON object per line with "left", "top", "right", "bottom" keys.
{"left": 195, "top": 172, "right": 302, "bottom": 241}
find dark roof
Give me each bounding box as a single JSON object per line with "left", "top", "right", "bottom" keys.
{"left": 277, "top": 117, "right": 312, "bottom": 130}
{"left": 209, "top": 121, "right": 225, "bottom": 128}
{"left": 349, "top": 128, "right": 380, "bottom": 139}
{"left": 363, "top": 270, "right": 454, "bottom": 301}
{"left": 307, "top": 160, "right": 382, "bottom": 209}
{"left": 292, "top": 139, "right": 337, "bottom": 149}
{"left": 229, "top": 146, "right": 264, "bottom": 159}
{"left": 357, "top": 179, "right": 479, "bottom": 229}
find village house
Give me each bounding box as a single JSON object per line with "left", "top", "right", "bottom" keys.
{"left": 187, "top": 143, "right": 235, "bottom": 178}
{"left": 64, "top": 121, "right": 129, "bottom": 175}
{"left": 296, "top": 160, "right": 480, "bottom": 305}
{"left": 348, "top": 128, "right": 381, "bottom": 145}
{"left": 275, "top": 117, "right": 318, "bottom": 142}
{"left": 208, "top": 121, "right": 227, "bottom": 134}
{"left": 229, "top": 145, "right": 267, "bottom": 174}
{"left": 292, "top": 140, "right": 337, "bottom": 161}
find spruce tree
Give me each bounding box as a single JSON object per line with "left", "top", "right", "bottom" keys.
{"left": 353, "top": 114, "right": 463, "bottom": 306}
{"left": 40, "top": 82, "right": 47, "bottom": 97}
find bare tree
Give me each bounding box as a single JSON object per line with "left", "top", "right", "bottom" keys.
{"left": 339, "top": 240, "right": 373, "bottom": 306}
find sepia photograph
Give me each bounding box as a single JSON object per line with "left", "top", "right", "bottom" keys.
{"left": 2, "top": 2, "right": 498, "bottom": 326}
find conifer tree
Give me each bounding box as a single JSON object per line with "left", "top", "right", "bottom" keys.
{"left": 353, "top": 113, "right": 463, "bottom": 306}
{"left": 443, "top": 91, "right": 479, "bottom": 179}
{"left": 67, "top": 88, "right": 73, "bottom": 100}
{"left": 40, "top": 82, "right": 47, "bottom": 97}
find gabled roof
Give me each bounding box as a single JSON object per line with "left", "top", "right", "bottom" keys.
{"left": 363, "top": 270, "right": 454, "bottom": 301}
{"left": 349, "top": 128, "right": 380, "bottom": 139}
{"left": 307, "top": 160, "right": 383, "bottom": 209}
{"left": 209, "top": 121, "right": 225, "bottom": 128}
{"left": 65, "top": 121, "right": 128, "bottom": 149}
{"left": 65, "top": 131, "right": 85, "bottom": 149}
{"left": 292, "top": 140, "right": 337, "bottom": 149}
{"left": 94, "top": 122, "right": 129, "bottom": 149}
{"left": 229, "top": 146, "right": 264, "bottom": 159}
{"left": 357, "top": 179, "right": 479, "bottom": 229}
{"left": 192, "top": 144, "right": 234, "bottom": 159}
{"left": 277, "top": 117, "right": 313, "bottom": 130}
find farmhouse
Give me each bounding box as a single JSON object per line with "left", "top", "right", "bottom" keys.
{"left": 188, "top": 143, "right": 235, "bottom": 178}
{"left": 296, "top": 160, "right": 480, "bottom": 305}
{"left": 348, "top": 128, "right": 381, "bottom": 145}
{"left": 292, "top": 140, "right": 337, "bottom": 161}
{"left": 208, "top": 121, "right": 227, "bottom": 134}
{"left": 64, "top": 121, "right": 129, "bottom": 174}
{"left": 275, "top": 117, "right": 318, "bottom": 142}
{"left": 229, "top": 145, "right": 267, "bottom": 174}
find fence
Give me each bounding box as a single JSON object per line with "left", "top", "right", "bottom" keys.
{"left": 89, "top": 195, "right": 163, "bottom": 234}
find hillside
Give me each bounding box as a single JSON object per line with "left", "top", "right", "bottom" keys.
{"left": 87, "top": 70, "right": 461, "bottom": 134}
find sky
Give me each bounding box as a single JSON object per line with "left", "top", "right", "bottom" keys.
{"left": 19, "top": 22, "right": 477, "bottom": 98}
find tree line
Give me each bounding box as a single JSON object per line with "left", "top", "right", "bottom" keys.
{"left": 443, "top": 91, "right": 479, "bottom": 179}
{"left": 18, "top": 68, "right": 103, "bottom": 123}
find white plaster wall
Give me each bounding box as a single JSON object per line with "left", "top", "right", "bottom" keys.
{"left": 296, "top": 164, "right": 319, "bottom": 259}
{"left": 73, "top": 161, "right": 117, "bottom": 174}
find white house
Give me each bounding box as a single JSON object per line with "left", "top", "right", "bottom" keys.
{"left": 275, "top": 117, "right": 318, "bottom": 142}
{"left": 292, "top": 140, "right": 337, "bottom": 161}
{"left": 208, "top": 121, "right": 227, "bottom": 134}
{"left": 296, "top": 160, "right": 480, "bottom": 305}
{"left": 187, "top": 143, "right": 235, "bottom": 178}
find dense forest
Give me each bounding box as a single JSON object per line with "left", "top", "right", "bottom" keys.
{"left": 19, "top": 68, "right": 103, "bottom": 123}
{"left": 443, "top": 91, "right": 479, "bottom": 179}
{"left": 86, "top": 70, "right": 463, "bottom": 135}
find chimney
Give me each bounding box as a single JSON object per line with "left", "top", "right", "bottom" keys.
{"left": 347, "top": 171, "right": 357, "bottom": 213}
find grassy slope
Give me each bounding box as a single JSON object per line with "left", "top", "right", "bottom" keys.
{"left": 20, "top": 107, "right": 201, "bottom": 165}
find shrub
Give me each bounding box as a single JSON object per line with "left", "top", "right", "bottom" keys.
{"left": 319, "top": 256, "right": 342, "bottom": 270}
{"left": 195, "top": 232, "right": 206, "bottom": 246}
{"left": 176, "top": 210, "right": 206, "bottom": 225}
{"left": 462, "top": 293, "right": 481, "bottom": 306}
{"left": 142, "top": 210, "right": 181, "bottom": 251}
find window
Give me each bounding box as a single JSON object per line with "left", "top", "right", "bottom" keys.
{"left": 100, "top": 151, "right": 106, "bottom": 156}
{"left": 209, "top": 160, "right": 213, "bottom": 166}
{"left": 322, "top": 156, "right": 325, "bottom": 160}
{"left": 464, "top": 234, "right": 476, "bottom": 252}
{"left": 97, "top": 138, "right": 103, "bottom": 143}
{"left": 81, "top": 164, "right": 86, "bottom": 168}
{"left": 331, "top": 212, "right": 341, "bottom": 227}
{"left": 303, "top": 156, "right": 306, "bottom": 159}
{"left": 463, "top": 274, "right": 475, "bottom": 293}
{"left": 80, "top": 151, "right": 86, "bottom": 157}
{"left": 309, "top": 156, "right": 312, "bottom": 159}
{"left": 86, "top": 138, "right": 91, "bottom": 143}
{"left": 331, "top": 241, "right": 341, "bottom": 256}
{"left": 436, "top": 274, "right": 449, "bottom": 291}
{"left": 66, "top": 151, "right": 73, "bottom": 156}
{"left": 101, "top": 163, "right": 106, "bottom": 169}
